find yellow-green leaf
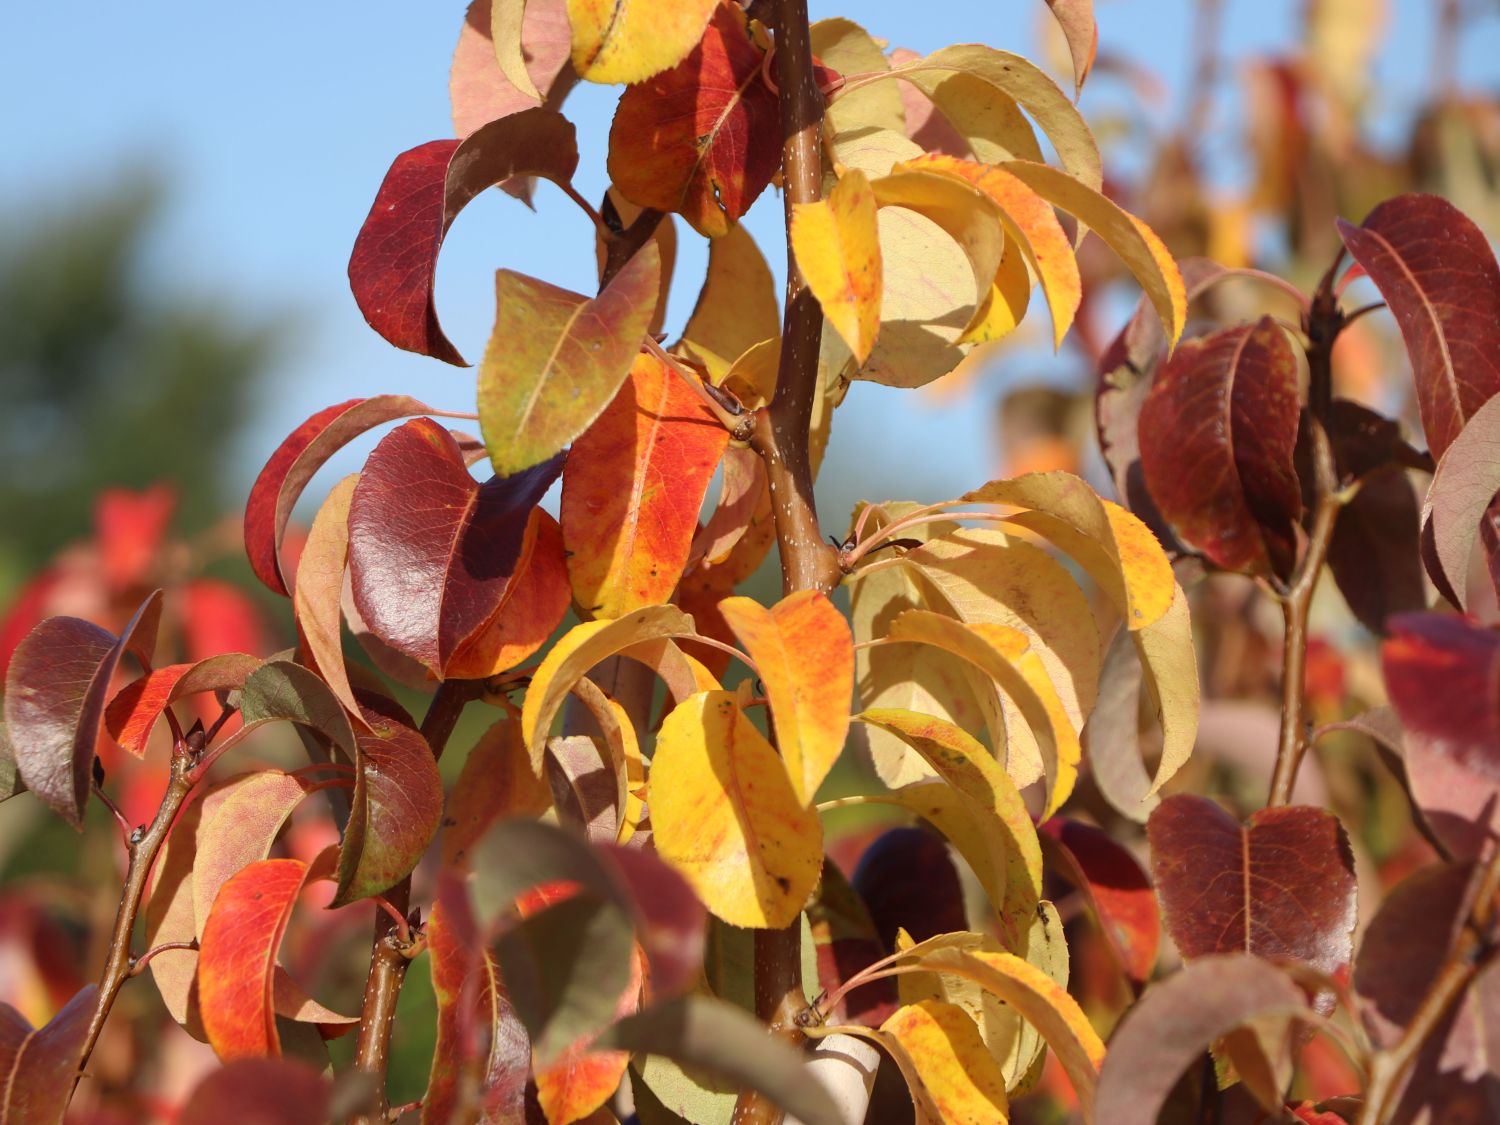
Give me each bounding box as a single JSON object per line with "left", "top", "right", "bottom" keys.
{"left": 478, "top": 243, "right": 660, "bottom": 475}
{"left": 880, "top": 1001, "right": 1010, "bottom": 1123}
{"left": 567, "top": 0, "right": 717, "bottom": 85}
{"left": 791, "top": 170, "right": 883, "bottom": 363}
{"left": 719, "top": 592, "right": 853, "bottom": 807}
{"left": 651, "top": 691, "right": 823, "bottom": 927}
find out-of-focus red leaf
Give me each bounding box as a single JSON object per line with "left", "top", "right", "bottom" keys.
{"left": 1095, "top": 955, "right": 1308, "bottom": 1125}
{"left": 608, "top": 5, "right": 834, "bottom": 237}
{"left": 561, "top": 352, "right": 729, "bottom": 620}
{"left": 449, "top": 0, "right": 574, "bottom": 140}
{"left": 177, "top": 1057, "right": 331, "bottom": 1125}
{"left": 348, "top": 107, "right": 579, "bottom": 364}
{"left": 0, "top": 985, "right": 98, "bottom": 1122}
{"left": 601, "top": 843, "right": 707, "bottom": 1000}
{"left": 1138, "top": 317, "right": 1303, "bottom": 579}
{"left": 347, "top": 418, "right": 562, "bottom": 677}
{"left": 1337, "top": 194, "right": 1500, "bottom": 460}
{"left": 1147, "top": 795, "right": 1357, "bottom": 991}
{"left": 851, "top": 826, "right": 967, "bottom": 951}
{"left": 534, "top": 941, "right": 642, "bottom": 1125}
{"left": 1382, "top": 613, "right": 1500, "bottom": 860}
{"left": 105, "top": 652, "right": 260, "bottom": 757}
{"left": 334, "top": 693, "right": 444, "bottom": 906}
{"left": 244, "top": 395, "right": 456, "bottom": 596}
{"left": 0, "top": 568, "right": 62, "bottom": 682}
{"left": 181, "top": 578, "right": 270, "bottom": 665}
{"left": 2, "top": 591, "right": 162, "bottom": 828}
{"left": 94, "top": 484, "right": 175, "bottom": 594}
{"left": 807, "top": 864, "right": 897, "bottom": 1027}
{"left": 1353, "top": 861, "right": 1500, "bottom": 1122}
{"left": 1040, "top": 817, "right": 1159, "bottom": 983}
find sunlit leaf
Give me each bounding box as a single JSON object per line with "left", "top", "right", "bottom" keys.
{"left": 292, "top": 473, "right": 363, "bottom": 720}
{"left": 450, "top": 0, "right": 574, "bottom": 141}
{"left": 106, "top": 652, "right": 262, "bottom": 757}
{"left": 677, "top": 223, "right": 780, "bottom": 380}
{"left": 567, "top": 0, "right": 717, "bottom": 85}
{"left": 879, "top": 1000, "right": 1010, "bottom": 1122}
{"left": 1045, "top": 0, "right": 1097, "bottom": 95}
{"left": 1424, "top": 394, "right": 1500, "bottom": 611}
{"left": 791, "top": 170, "right": 883, "bottom": 362}
{"left": 238, "top": 659, "right": 359, "bottom": 763}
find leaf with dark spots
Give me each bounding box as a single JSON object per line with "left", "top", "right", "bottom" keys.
{"left": 177, "top": 1058, "right": 332, "bottom": 1125}
{"left": 1138, "top": 318, "right": 1303, "bottom": 579}
{"left": 333, "top": 692, "right": 444, "bottom": 906}
{"left": 1040, "top": 817, "right": 1159, "bottom": 983}
{"left": 244, "top": 395, "right": 455, "bottom": 596}
{"left": 1337, "top": 193, "right": 1500, "bottom": 460}
{"left": 1147, "top": 795, "right": 1358, "bottom": 992}
{"left": 852, "top": 826, "right": 968, "bottom": 951}
{"left": 106, "top": 652, "right": 262, "bottom": 757}
{"left": 1353, "top": 861, "right": 1500, "bottom": 1123}
{"left": 1382, "top": 613, "right": 1500, "bottom": 860}
{"left": 0, "top": 985, "right": 98, "bottom": 1123}
{"left": 347, "top": 418, "right": 563, "bottom": 677}
{"left": 3, "top": 590, "right": 163, "bottom": 828}
{"left": 348, "top": 107, "right": 579, "bottom": 363}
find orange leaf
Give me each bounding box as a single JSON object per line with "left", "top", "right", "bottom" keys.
{"left": 791, "top": 170, "right": 882, "bottom": 362}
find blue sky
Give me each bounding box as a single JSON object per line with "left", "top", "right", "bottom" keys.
{"left": 3, "top": 1, "right": 1497, "bottom": 525}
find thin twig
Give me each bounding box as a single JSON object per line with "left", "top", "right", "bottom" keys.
{"left": 128, "top": 940, "right": 198, "bottom": 977}
{"left": 93, "top": 781, "right": 133, "bottom": 849}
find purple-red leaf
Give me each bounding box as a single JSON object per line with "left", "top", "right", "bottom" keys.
{"left": 852, "top": 827, "right": 968, "bottom": 951}
{"left": 1138, "top": 317, "right": 1303, "bottom": 579}
{"left": 1382, "top": 613, "right": 1500, "bottom": 860}
{"left": 1337, "top": 194, "right": 1500, "bottom": 460}
{"left": 177, "top": 1058, "right": 332, "bottom": 1125}
{"left": 348, "top": 107, "right": 579, "bottom": 364}
{"left": 1424, "top": 393, "right": 1500, "bottom": 611}
{"left": 1040, "top": 817, "right": 1159, "bottom": 983}
{"left": 347, "top": 418, "right": 562, "bottom": 677}
{"left": 1147, "top": 795, "right": 1357, "bottom": 989}
{"left": 3, "top": 591, "right": 162, "bottom": 828}
{"left": 0, "top": 986, "right": 98, "bottom": 1123}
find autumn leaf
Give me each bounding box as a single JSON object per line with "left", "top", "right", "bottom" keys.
{"left": 878, "top": 1000, "right": 1010, "bottom": 1121}
{"left": 477, "top": 244, "right": 660, "bottom": 476}
{"left": 1423, "top": 394, "right": 1500, "bottom": 611}
{"left": 651, "top": 690, "right": 823, "bottom": 927}
{"left": 677, "top": 221, "right": 780, "bottom": 379}
{"left": 791, "top": 170, "right": 882, "bottom": 362}
{"left": 719, "top": 590, "right": 853, "bottom": 806}
{"left": 1045, "top": 0, "right": 1098, "bottom": 95}
{"left": 1040, "top": 817, "right": 1159, "bottom": 983}
{"left": 292, "top": 474, "right": 363, "bottom": 721}
{"left": 568, "top": 0, "right": 717, "bottom": 85}
{"left": 0, "top": 986, "right": 98, "bottom": 1123}
{"left": 450, "top": 0, "right": 574, "bottom": 143}
{"left": 106, "top": 652, "right": 261, "bottom": 757}
{"left": 177, "top": 1059, "right": 332, "bottom": 1125}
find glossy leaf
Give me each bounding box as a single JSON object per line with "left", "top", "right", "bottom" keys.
{"left": 791, "top": 169, "right": 882, "bottom": 362}
{"left": 348, "top": 418, "right": 562, "bottom": 676}
{"left": 561, "top": 352, "right": 729, "bottom": 619}
{"left": 450, "top": 0, "right": 574, "bottom": 140}
{"left": 1040, "top": 817, "right": 1158, "bottom": 982}
{"left": 1382, "top": 613, "right": 1500, "bottom": 860}
{"left": 1337, "top": 193, "right": 1500, "bottom": 459}
{"left": 4, "top": 591, "right": 161, "bottom": 828}
{"left": 677, "top": 221, "right": 780, "bottom": 379}
{"left": 348, "top": 107, "right": 580, "bottom": 364}
{"left": 1425, "top": 394, "right": 1500, "bottom": 611}
{"left": 178, "top": 1058, "right": 331, "bottom": 1125}
{"left": 478, "top": 245, "right": 659, "bottom": 477}
{"left": 651, "top": 690, "right": 823, "bottom": 927}
{"left": 1148, "top": 795, "right": 1358, "bottom": 986}
{"left": 0, "top": 986, "right": 97, "bottom": 1123}
{"left": 1139, "top": 317, "right": 1303, "bottom": 578}
{"left": 1095, "top": 954, "right": 1309, "bottom": 1124}
{"left": 1046, "top": 0, "right": 1097, "bottom": 95}
{"left": 879, "top": 1000, "right": 1010, "bottom": 1122}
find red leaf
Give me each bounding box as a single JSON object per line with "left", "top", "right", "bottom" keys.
{"left": 348, "top": 107, "right": 579, "bottom": 364}
{"left": 1147, "top": 795, "right": 1357, "bottom": 991}
{"left": 94, "top": 483, "right": 176, "bottom": 593}
{"left": 1382, "top": 613, "right": 1500, "bottom": 861}
{"left": 1337, "top": 194, "right": 1500, "bottom": 459}
{"left": 347, "top": 418, "right": 562, "bottom": 676}
{"left": 2, "top": 591, "right": 162, "bottom": 828}
{"left": 181, "top": 579, "right": 270, "bottom": 664}
{"left": 0, "top": 986, "right": 98, "bottom": 1122}
{"left": 1138, "top": 317, "right": 1303, "bottom": 579}
{"left": 1040, "top": 817, "right": 1159, "bottom": 983}
{"left": 177, "top": 1058, "right": 331, "bottom": 1125}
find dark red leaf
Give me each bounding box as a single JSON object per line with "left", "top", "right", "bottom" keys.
{"left": 1147, "top": 795, "right": 1357, "bottom": 990}
{"left": 851, "top": 826, "right": 967, "bottom": 951}
{"left": 2, "top": 591, "right": 162, "bottom": 827}
{"left": 1382, "top": 613, "right": 1500, "bottom": 860}
{"left": 1040, "top": 817, "right": 1160, "bottom": 983}
{"left": 1325, "top": 469, "right": 1426, "bottom": 635}
{"left": 347, "top": 418, "right": 563, "bottom": 676}
{"left": 177, "top": 1058, "right": 332, "bottom": 1125}
{"left": 1337, "top": 194, "right": 1500, "bottom": 459}
{"left": 1353, "top": 861, "right": 1500, "bottom": 1122}
{"left": 806, "top": 863, "right": 897, "bottom": 1027}
{"left": 94, "top": 483, "right": 176, "bottom": 593}
{"left": 0, "top": 986, "right": 98, "bottom": 1122}
{"left": 1138, "top": 317, "right": 1303, "bottom": 579}
{"left": 348, "top": 107, "right": 579, "bottom": 364}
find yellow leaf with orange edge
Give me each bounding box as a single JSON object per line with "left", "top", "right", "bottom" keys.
{"left": 996, "top": 159, "right": 1186, "bottom": 346}
{"left": 886, "top": 610, "right": 1081, "bottom": 816}
{"left": 650, "top": 691, "right": 823, "bottom": 928}
{"left": 719, "top": 591, "right": 853, "bottom": 806}
{"left": 881, "top": 1000, "right": 1011, "bottom": 1122}
{"left": 679, "top": 223, "right": 779, "bottom": 381}
{"left": 566, "top": 0, "right": 717, "bottom": 84}
{"left": 521, "top": 606, "right": 696, "bottom": 774}
{"left": 791, "top": 170, "right": 883, "bottom": 363}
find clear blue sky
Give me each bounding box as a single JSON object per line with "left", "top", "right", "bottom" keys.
{"left": 3, "top": 1, "right": 1497, "bottom": 525}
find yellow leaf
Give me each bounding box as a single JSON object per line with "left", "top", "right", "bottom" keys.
{"left": 855, "top": 709, "right": 1041, "bottom": 935}
{"left": 567, "top": 0, "right": 717, "bottom": 84}
{"left": 1137, "top": 583, "right": 1198, "bottom": 796}
{"left": 962, "top": 244, "right": 1032, "bottom": 346}
{"left": 880, "top": 1001, "right": 1010, "bottom": 1123}
{"left": 861, "top": 206, "right": 975, "bottom": 387}
{"left": 719, "top": 591, "right": 853, "bottom": 806}
{"left": 811, "top": 19, "right": 907, "bottom": 177}
{"left": 923, "top": 72, "right": 1046, "bottom": 166}
{"left": 678, "top": 222, "right": 780, "bottom": 381}
{"left": 791, "top": 171, "right": 883, "bottom": 363}
{"left": 717, "top": 337, "right": 780, "bottom": 411}
{"left": 886, "top": 610, "right": 1081, "bottom": 817}
{"left": 901, "top": 155, "right": 1080, "bottom": 349}
{"left": 996, "top": 159, "right": 1186, "bottom": 346}
{"left": 521, "top": 605, "right": 696, "bottom": 773}
{"left": 651, "top": 691, "right": 823, "bottom": 927}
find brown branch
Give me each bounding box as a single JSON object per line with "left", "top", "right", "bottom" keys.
{"left": 1357, "top": 843, "right": 1500, "bottom": 1125}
